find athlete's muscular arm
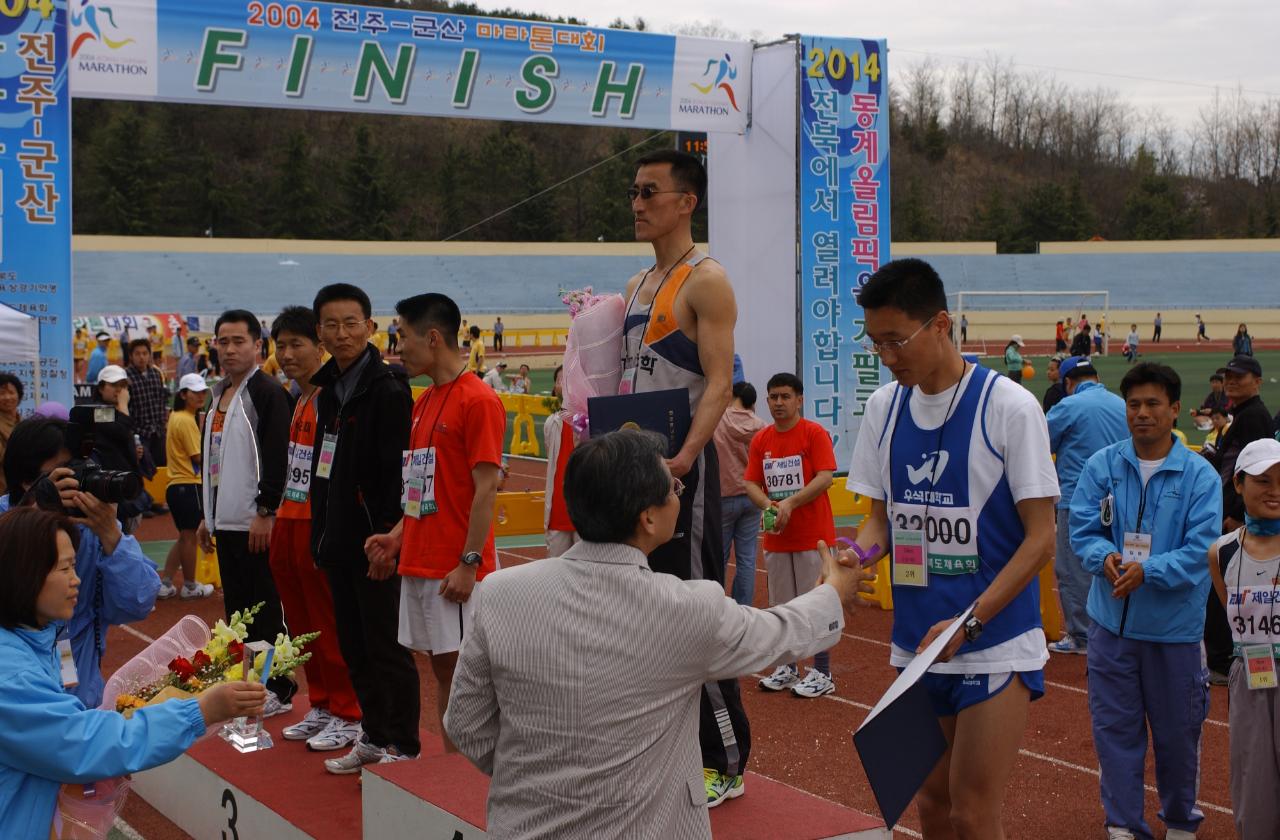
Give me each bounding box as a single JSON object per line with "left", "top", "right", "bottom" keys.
{"left": 670, "top": 262, "right": 737, "bottom": 477}
{"left": 844, "top": 498, "right": 889, "bottom": 568}
{"left": 918, "top": 495, "right": 1056, "bottom": 661}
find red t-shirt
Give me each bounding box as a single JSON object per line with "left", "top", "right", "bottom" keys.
{"left": 744, "top": 418, "right": 837, "bottom": 553}
{"left": 400, "top": 372, "right": 506, "bottom": 580}
{"left": 278, "top": 391, "right": 318, "bottom": 521}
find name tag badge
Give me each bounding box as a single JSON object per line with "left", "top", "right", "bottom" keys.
{"left": 892, "top": 528, "right": 928, "bottom": 587}
{"left": 1122, "top": 531, "right": 1152, "bottom": 566}
{"left": 403, "top": 478, "right": 424, "bottom": 519}
{"left": 283, "top": 442, "right": 314, "bottom": 503}
{"left": 57, "top": 638, "right": 78, "bottom": 689}
{"left": 1244, "top": 643, "right": 1278, "bottom": 690}
{"left": 618, "top": 365, "right": 638, "bottom": 396}
{"left": 209, "top": 431, "right": 222, "bottom": 486}
{"left": 315, "top": 433, "right": 338, "bottom": 480}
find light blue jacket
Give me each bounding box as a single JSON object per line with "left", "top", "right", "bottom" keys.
{"left": 1046, "top": 380, "right": 1129, "bottom": 510}
{"left": 0, "top": 624, "right": 205, "bottom": 839}
{"left": 0, "top": 496, "right": 160, "bottom": 707}
{"left": 1069, "top": 437, "right": 1222, "bottom": 643}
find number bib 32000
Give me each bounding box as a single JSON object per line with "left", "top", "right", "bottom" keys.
{"left": 763, "top": 455, "right": 805, "bottom": 501}
{"left": 401, "top": 447, "right": 438, "bottom": 518}
{"left": 890, "top": 503, "right": 981, "bottom": 582}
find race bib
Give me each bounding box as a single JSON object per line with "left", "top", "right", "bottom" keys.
{"left": 1228, "top": 584, "right": 1280, "bottom": 657}
{"left": 57, "top": 638, "right": 78, "bottom": 689}
{"left": 283, "top": 442, "right": 314, "bottom": 503}
{"left": 209, "top": 431, "right": 223, "bottom": 487}
{"left": 315, "top": 433, "right": 337, "bottom": 480}
{"left": 401, "top": 447, "right": 438, "bottom": 517}
{"left": 891, "top": 506, "right": 980, "bottom": 577}
{"left": 763, "top": 455, "right": 805, "bottom": 501}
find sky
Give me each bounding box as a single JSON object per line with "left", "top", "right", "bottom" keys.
{"left": 509, "top": 0, "right": 1279, "bottom": 133}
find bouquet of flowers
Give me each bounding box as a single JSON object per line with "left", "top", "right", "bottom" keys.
{"left": 109, "top": 603, "right": 317, "bottom": 715}
{"left": 559, "top": 285, "right": 626, "bottom": 432}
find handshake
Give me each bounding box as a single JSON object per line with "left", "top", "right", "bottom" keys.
{"left": 816, "top": 539, "right": 882, "bottom": 609}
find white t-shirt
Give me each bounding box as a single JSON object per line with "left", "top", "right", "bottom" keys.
{"left": 847, "top": 366, "right": 1059, "bottom": 673}
{"left": 483, "top": 368, "right": 507, "bottom": 391}
{"left": 1138, "top": 457, "right": 1165, "bottom": 487}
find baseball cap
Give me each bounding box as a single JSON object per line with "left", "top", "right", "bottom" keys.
{"left": 1010, "top": 334, "right": 1025, "bottom": 347}
{"left": 178, "top": 373, "right": 209, "bottom": 393}
{"left": 496, "top": 361, "right": 508, "bottom": 368}
{"left": 95, "top": 331, "right": 110, "bottom": 341}
{"left": 96, "top": 365, "right": 128, "bottom": 384}
{"left": 1236, "top": 438, "right": 1280, "bottom": 476}
{"left": 1224, "top": 355, "right": 1262, "bottom": 377}
{"left": 1059, "top": 356, "right": 1097, "bottom": 380}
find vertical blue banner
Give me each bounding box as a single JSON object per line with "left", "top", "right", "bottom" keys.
{"left": 798, "top": 36, "right": 889, "bottom": 471}
{"left": 0, "top": 0, "right": 73, "bottom": 410}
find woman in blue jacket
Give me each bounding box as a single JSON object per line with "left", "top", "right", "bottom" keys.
{"left": 0, "top": 507, "right": 265, "bottom": 840}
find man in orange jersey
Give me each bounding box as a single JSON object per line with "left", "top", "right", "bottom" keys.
{"left": 267, "top": 306, "right": 362, "bottom": 753}
{"left": 366, "top": 292, "right": 505, "bottom": 754}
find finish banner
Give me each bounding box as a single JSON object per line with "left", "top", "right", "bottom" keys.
{"left": 0, "top": 0, "right": 74, "bottom": 409}
{"left": 69, "top": 0, "right": 752, "bottom": 132}
{"left": 798, "top": 35, "right": 889, "bottom": 470}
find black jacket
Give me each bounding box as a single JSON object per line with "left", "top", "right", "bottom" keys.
{"left": 309, "top": 344, "right": 411, "bottom": 568}
{"left": 1213, "top": 394, "right": 1275, "bottom": 524}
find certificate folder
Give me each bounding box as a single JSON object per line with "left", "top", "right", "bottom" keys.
{"left": 851, "top": 681, "right": 947, "bottom": 829}
{"left": 588, "top": 388, "right": 691, "bottom": 457}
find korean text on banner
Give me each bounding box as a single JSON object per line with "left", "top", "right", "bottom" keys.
{"left": 798, "top": 36, "right": 889, "bottom": 471}
{"left": 69, "top": 0, "right": 751, "bottom": 133}
{"left": 0, "top": 0, "right": 74, "bottom": 409}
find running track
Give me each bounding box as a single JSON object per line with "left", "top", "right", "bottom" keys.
{"left": 111, "top": 457, "right": 1235, "bottom": 838}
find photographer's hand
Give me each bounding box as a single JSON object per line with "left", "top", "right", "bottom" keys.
{"left": 70, "top": 491, "right": 121, "bottom": 555}
{"left": 47, "top": 467, "right": 80, "bottom": 510}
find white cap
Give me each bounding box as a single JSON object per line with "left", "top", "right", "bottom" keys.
{"left": 1010, "top": 334, "right": 1025, "bottom": 347}
{"left": 178, "top": 373, "right": 208, "bottom": 393}
{"left": 96, "top": 365, "right": 128, "bottom": 384}
{"left": 1236, "top": 438, "right": 1280, "bottom": 476}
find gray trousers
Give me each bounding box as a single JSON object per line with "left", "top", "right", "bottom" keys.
{"left": 1229, "top": 658, "right": 1280, "bottom": 840}
{"left": 1054, "top": 510, "right": 1093, "bottom": 644}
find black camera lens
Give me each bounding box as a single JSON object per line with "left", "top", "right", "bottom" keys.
{"left": 74, "top": 463, "right": 142, "bottom": 504}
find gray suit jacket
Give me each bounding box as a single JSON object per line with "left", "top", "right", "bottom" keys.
{"left": 444, "top": 540, "right": 845, "bottom": 839}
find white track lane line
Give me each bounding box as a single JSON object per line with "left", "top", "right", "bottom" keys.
{"left": 119, "top": 623, "right": 157, "bottom": 645}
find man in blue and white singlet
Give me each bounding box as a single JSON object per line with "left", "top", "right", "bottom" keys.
{"left": 843, "top": 259, "right": 1059, "bottom": 840}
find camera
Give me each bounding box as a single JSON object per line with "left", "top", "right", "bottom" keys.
{"left": 28, "top": 405, "right": 142, "bottom": 514}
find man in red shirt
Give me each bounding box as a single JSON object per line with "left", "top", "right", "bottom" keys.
{"left": 743, "top": 372, "right": 838, "bottom": 698}
{"left": 268, "top": 306, "right": 362, "bottom": 752}
{"left": 366, "top": 292, "right": 505, "bottom": 752}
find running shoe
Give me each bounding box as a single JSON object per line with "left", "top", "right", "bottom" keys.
{"left": 262, "top": 689, "right": 293, "bottom": 719}
{"left": 375, "top": 745, "right": 418, "bottom": 765}
{"left": 282, "top": 707, "right": 332, "bottom": 741}
{"left": 307, "top": 718, "right": 362, "bottom": 752}
{"left": 791, "top": 668, "right": 836, "bottom": 698}
{"left": 1048, "top": 636, "right": 1086, "bottom": 655}
{"left": 704, "top": 769, "right": 744, "bottom": 807}
{"left": 758, "top": 665, "right": 800, "bottom": 692}
{"left": 156, "top": 581, "right": 178, "bottom": 599}
{"left": 179, "top": 582, "right": 215, "bottom": 599}
{"left": 324, "top": 734, "right": 388, "bottom": 775}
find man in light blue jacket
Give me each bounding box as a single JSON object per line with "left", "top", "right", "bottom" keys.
{"left": 1, "top": 417, "right": 160, "bottom": 708}
{"left": 1046, "top": 356, "right": 1128, "bottom": 655}
{"left": 1069, "top": 362, "right": 1221, "bottom": 840}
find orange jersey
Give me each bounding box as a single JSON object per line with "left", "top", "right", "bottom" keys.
{"left": 278, "top": 390, "right": 319, "bottom": 520}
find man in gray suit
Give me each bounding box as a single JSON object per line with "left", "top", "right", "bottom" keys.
{"left": 445, "top": 429, "right": 874, "bottom": 839}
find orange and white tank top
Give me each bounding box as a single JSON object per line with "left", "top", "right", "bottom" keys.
{"left": 620, "top": 252, "right": 711, "bottom": 412}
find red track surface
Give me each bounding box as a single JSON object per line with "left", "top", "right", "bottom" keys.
{"left": 115, "top": 458, "right": 1235, "bottom": 839}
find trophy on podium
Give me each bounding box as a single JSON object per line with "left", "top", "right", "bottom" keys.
{"left": 219, "top": 640, "right": 275, "bottom": 753}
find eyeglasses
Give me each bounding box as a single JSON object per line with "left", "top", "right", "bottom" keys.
{"left": 627, "top": 186, "right": 691, "bottom": 202}
{"left": 672, "top": 477, "right": 685, "bottom": 498}
{"left": 321, "top": 319, "right": 367, "bottom": 334}
{"left": 861, "top": 315, "right": 938, "bottom": 356}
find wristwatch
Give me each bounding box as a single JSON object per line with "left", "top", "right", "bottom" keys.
{"left": 962, "top": 614, "right": 984, "bottom": 643}
{"left": 460, "top": 551, "right": 483, "bottom": 567}
{"left": 256, "top": 505, "right": 276, "bottom": 518}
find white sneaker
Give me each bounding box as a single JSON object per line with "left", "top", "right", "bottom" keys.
{"left": 759, "top": 665, "right": 800, "bottom": 692}
{"left": 1049, "top": 635, "right": 1086, "bottom": 655}
{"left": 1106, "top": 828, "right": 1136, "bottom": 840}
{"left": 179, "top": 582, "right": 215, "bottom": 599}
{"left": 1165, "top": 830, "right": 1196, "bottom": 840}
{"left": 156, "top": 581, "right": 177, "bottom": 599}
{"left": 307, "top": 718, "right": 362, "bottom": 752}
{"left": 281, "top": 707, "right": 332, "bottom": 741}
{"left": 262, "top": 689, "right": 293, "bottom": 719}
{"left": 324, "top": 735, "right": 389, "bottom": 775}
{"left": 791, "top": 668, "right": 836, "bottom": 698}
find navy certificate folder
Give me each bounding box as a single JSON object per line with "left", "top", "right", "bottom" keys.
{"left": 587, "top": 388, "right": 691, "bottom": 457}
{"left": 852, "top": 680, "right": 948, "bottom": 829}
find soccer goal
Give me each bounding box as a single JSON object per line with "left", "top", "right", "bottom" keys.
{"left": 951, "top": 290, "right": 1111, "bottom": 357}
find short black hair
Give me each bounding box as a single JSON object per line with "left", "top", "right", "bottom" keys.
{"left": 564, "top": 430, "right": 671, "bottom": 543}
{"left": 126, "top": 338, "right": 151, "bottom": 358}
{"left": 215, "top": 309, "right": 262, "bottom": 341}
{"left": 0, "top": 507, "right": 81, "bottom": 629}
{"left": 1209, "top": 372, "right": 1224, "bottom": 383}
{"left": 732, "top": 381, "right": 757, "bottom": 410}
{"left": 396, "top": 293, "right": 460, "bottom": 348}
{"left": 1210, "top": 405, "right": 1229, "bottom": 417}
{"left": 1120, "top": 362, "right": 1182, "bottom": 404}
{"left": 186, "top": 336, "right": 200, "bottom": 347}
{"left": 469, "top": 325, "right": 481, "bottom": 339}
{"left": 856, "top": 258, "right": 948, "bottom": 322}
{"left": 766, "top": 372, "right": 804, "bottom": 395}
{"left": 314, "top": 283, "right": 372, "bottom": 320}
{"left": 271, "top": 305, "right": 319, "bottom": 343}
{"left": 0, "top": 372, "right": 24, "bottom": 402}
{"left": 635, "top": 149, "right": 708, "bottom": 212}
{"left": 3, "top": 417, "right": 68, "bottom": 504}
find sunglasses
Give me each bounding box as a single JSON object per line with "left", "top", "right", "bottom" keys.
{"left": 627, "top": 186, "right": 691, "bottom": 202}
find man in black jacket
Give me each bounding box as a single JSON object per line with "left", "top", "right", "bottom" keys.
{"left": 1206, "top": 354, "right": 1276, "bottom": 682}
{"left": 308, "top": 284, "right": 421, "bottom": 774}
